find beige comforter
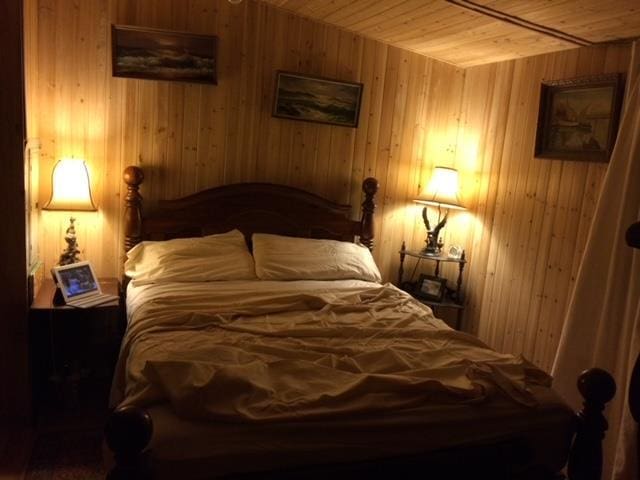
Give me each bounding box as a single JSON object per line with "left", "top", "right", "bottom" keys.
{"left": 113, "top": 280, "right": 550, "bottom": 422}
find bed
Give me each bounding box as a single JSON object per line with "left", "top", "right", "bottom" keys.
{"left": 106, "top": 166, "right": 616, "bottom": 480}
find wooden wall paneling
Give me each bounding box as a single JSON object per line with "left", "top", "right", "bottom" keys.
{"left": 490, "top": 57, "right": 545, "bottom": 355}
{"left": 370, "top": 46, "right": 401, "bottom": 276}
{"left": 277, "top": 13, "right": 303, "bottom": 190}
{"left": 312, "top": 21, "right": 340, "bottom": 198}
{"left": 287, "top": 16, "right": 320, "bottom": 190}
{"left": 296, "top": 19, "right": 326, "bottom": 192}
{"left": 392, "top": 53, "right": 428, "bottom": 257}
{"left": 259, "top": 9, "right": 287, "bottom": 185}
{"left": 359, "top": 41, "right": 388, "bottom": 223}
{"left": 508, "top": 76, "right": 553, "bottom": 355}
{"left": 220, "top": 0, "right": 247, "bottom": 186}
{"left": 382, "top": 48, "right": 424, "bottom": 265}
{"left": 458, "top": 44, "right": 631, "bottom": 370}
{"left": 476, "top": 59, "right": 530, "bottom": 348}
{"left": 327, "top": 30, "right": 361, "bottom": 205}
{"left": 515, "top": 50, "right": 572, "bottom": 361}
{"left": 235, "top": 1, "right": 263, "bottom": 185}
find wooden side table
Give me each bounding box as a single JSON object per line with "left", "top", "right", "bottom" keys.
{"left": 397, "top": 242, "right": 467, "bottom": 329}
{"left": 29, "top": 278, "right": 124, "bottom": 414}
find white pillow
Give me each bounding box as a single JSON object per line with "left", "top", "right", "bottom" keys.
{"left": 252, "top": 233, "right": 381, "bottom": 282}
{"left": 125, "top": 229, "right": 256, "bottom": 285}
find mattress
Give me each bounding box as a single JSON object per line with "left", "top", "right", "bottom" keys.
{"left": 111, "top": 280, "right": 574, "bottom": 478}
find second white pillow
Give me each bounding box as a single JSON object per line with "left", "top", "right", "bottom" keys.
{"left": 252, "top": 233, "right": 381, "bottom": 283}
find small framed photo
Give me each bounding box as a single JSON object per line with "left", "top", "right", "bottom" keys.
{"left": 534, "top": 73, "right": 624, "bottom": 162}
{"left": 111, "top": 25, "right": 217, "bottom": 85}
{"left": 272, "top": 71, "right": 364, "bottom": 128}
{"left": 415, "top": 274, "right": 446, "bottom": 302}
{"left": 448, "top": 245, "right": 463, "bottom": 260}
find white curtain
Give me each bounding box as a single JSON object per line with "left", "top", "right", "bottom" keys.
{"left": 552, "top": 41, "right": 640, "bottom": 480}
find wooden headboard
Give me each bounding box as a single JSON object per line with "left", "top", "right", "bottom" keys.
{"left": 122, "top": 166, "right": 379, "bottom": 252}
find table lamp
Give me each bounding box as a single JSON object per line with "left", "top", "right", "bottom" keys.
{"left": 414, "top": 166, "right": 465, "bottom": 255}
{"left": 43, "top": 158, "right": 97, "bottom": 265}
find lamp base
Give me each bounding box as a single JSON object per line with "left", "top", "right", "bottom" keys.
{"left": 422, "top": 233, "right": 443, "bottom": 256}
{"left": 420, "top": 245, "right": 442, "bottom": 257}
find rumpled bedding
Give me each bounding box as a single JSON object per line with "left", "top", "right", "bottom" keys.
{"left": 112, "top": 280, "right": 551, "bottom": 422}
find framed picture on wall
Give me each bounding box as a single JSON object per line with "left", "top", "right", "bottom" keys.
{"left": 272, "top": 71, "right": 364, "bottom": 128}
{"left": 534, "top": 73, "right": 624, "bottom": 162}
{"left": 111, "top": 25, "right": 218, "bottom": 85}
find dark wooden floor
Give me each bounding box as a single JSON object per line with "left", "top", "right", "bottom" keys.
{"left": 0, "top": 380, "right": 110, "bottom": 479}
{"left": 0, "top": 426, "right": 34, "bottom": 479}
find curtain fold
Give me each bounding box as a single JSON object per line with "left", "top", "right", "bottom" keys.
{"left": 552, "top": 41, "right": 640, "bottom": 480}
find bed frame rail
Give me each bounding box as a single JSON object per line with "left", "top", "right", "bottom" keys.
{"left": 105, "top": 368, "right": 616, "bottom": 480}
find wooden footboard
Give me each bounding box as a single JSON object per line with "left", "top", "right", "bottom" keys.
{"left": 105, "top": 368, "right": 616, "bottom": 480}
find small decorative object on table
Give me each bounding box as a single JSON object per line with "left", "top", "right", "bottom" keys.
{"left": 414, "top": 166, "right": 465, "bottom": 255}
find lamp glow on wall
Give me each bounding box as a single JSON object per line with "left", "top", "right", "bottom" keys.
{"left": 43, "top": 158, "right": 97, "bottom": 265}
{"left": 414, "top": 166, "right": 465, "bottom": 256}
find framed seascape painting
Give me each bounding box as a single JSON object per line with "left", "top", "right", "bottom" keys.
{"left": 272, "top": 71, "right": 364, "bottom": 128}
{"left": 111, "top": 25, "right": 217, "bottom": 85}
{"left": 534, "top": 74, "right": 624, "bottom": 162}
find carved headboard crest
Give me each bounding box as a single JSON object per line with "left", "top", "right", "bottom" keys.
{"left": 123, "top": 166, "right": 378, "bottom": 254}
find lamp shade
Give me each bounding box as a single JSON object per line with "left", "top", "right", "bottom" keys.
{"left": 414, "top": 166, "right": 465, "bottom": 210}
{"left": 43, "top": 158, "right": 97, "bottom": 211}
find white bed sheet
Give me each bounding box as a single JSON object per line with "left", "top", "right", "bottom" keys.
{"left": 112, "top": 279, "right": 574, "bottom": 478}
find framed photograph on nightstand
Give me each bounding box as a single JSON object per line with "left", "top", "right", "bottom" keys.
{"left": 415, "top": 274, "right": 446, "bottom": 302}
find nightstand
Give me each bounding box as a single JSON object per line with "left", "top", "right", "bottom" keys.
{"left": 29, "top": 278, "right": 124, "bottom": 415}
{"left": 397, "top": 242, "right": 466, "bottom": 330}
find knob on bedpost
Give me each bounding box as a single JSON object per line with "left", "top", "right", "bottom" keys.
{"left": 105, "top": 405, "right": 153, "bottom": 480}
{"left": 123, "top": 166, "right": 144, "bottom": 253}
{"left": 567, "top": 368, "right": 616, "bottom": 480}
{"left": 360, "top": 177, "right": 378, "bottom": 251}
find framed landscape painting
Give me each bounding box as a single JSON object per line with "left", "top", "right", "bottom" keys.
{"left": 272, "top": 71, "right": 363, "bottom": 128}
{"left": 534, "top": 74, "right": 624, "bottom": 162}
{"left": 112, "top": 25, "right": 217, "bottom": 85}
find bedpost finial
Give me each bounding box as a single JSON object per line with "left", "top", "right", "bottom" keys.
{"left": 124, "top": 166, "right": 144, "bottom": 186}
{"left": 360, "top": 177, "right": 378, "bottom": 251}
{"left": 567, "top": 368, "right": 616, "bottom": 480}
{"left": 577, "top": 368, "right": 616, "bottom": 406}
{"left": 123, "top": 166, "right": 144, "bottom": 253}
{"left": 363, "top": 177, "right": 379, "bottom": 196}
{"left": 105, "top": 406, "right": 153, "bottom": 479}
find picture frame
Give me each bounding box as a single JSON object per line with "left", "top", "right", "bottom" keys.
{"left": 111, "top": 25, "right": 217, "bottom": 85}
{"left": 448, "top": 245, "right": 463, "bottom": 260}
{"left": 534, "top": 73, "right": 624, "bottom": 162}
{"left": 272, "top": 71, "right": 364, "bottom": 128}
{"left": 415, "top": 274, "right": 446, "bottom": 302}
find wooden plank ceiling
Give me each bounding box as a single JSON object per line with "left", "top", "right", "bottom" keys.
{"left": 260, "top": 0, "right": 640, "bottom": 67}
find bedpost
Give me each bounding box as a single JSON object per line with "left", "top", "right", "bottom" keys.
{"left": 105, "top": 405, "right": 153, "bottom": 479}
{"left": 360, "top": 177, "right": 378, "bottom": 251}
{"left": 567, "top": 368, "right": 616, "bottom": 480}
{"left": 123, "top": 166, "right": 144, "bottom": 252}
